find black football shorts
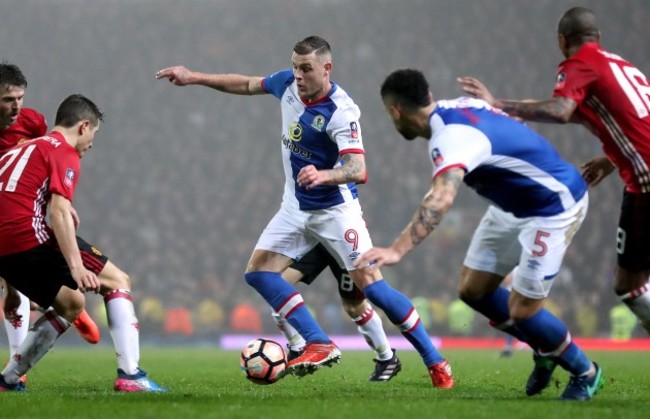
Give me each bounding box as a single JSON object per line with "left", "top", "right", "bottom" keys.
{"left": 292, "top": 243, "right": 365, "bottom": 302}
{"left": 617, "top": 190, "right": 650, "bottom": 271}
{"left": 0, "top": 236, "right": 109, "bottom": 308}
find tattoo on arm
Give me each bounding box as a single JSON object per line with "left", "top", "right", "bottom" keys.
{"left": 409, "top": 169, "right": 463, "bottom": 247}
{"left": 501, "top": 97, "right": 577, "bottom": 123}
{"left": 330, "top": 153, "right": 365, "bottom": 184}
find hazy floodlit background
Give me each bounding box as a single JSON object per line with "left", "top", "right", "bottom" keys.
{"left": 1, "top": 0, "right": 649, "bottom": 344}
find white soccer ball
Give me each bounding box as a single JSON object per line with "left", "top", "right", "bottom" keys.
{"left": 240, "top": 338, "right": 287, "bottom": 385}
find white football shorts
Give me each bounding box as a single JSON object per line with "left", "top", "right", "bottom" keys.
{"left": 254, "top": 200, "right": 373, "bottom": 271}
{"left": 463, "top": 193, "right": 588, "bottom": 299}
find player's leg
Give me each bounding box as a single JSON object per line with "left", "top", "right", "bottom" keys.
{"left": 271, "top": 309, "right": 305, "bottom": 359}
{"left": 499, "top": 273, "right": 516, "bottom": 357}
{"left": 274, "top": 264, "right": 307, "bottom": 359}
{"left": 274, "top": 249, "right": 328, "bottom": 359}
{"left": 351, "top": 268, "right": 453, "bottom": 388}
{"left": 459, "top": 200, "right": 601, "bottom": 400}
{"left": 75, "top": 238, "right": 166, "bottom": 392}
{"left": 313, "top": 201, "right": 451, "bottom": 387}
{"left": 459, "top": 207, "right": 532, "bottom": 345}
{"left": 245, "top": 208, "right": 339, "bottom": 376}
{"left": 72, "top": 307, "right": 101, "bottom": 344}
{"left": 329, "top": 258, "right": 394, "bottom": 364}
{"left": 509, "top": 196, "right": 602, "bottom": 401}
{"left": 246, "top": 250, "right": 339, "bottom": 375}
{"left": 459, "top": 267, "right": 565, "bottom": 396}
{"left": 345, "top": 298, "right": 392, "bottom": 360}
{"left": 0, "top": 246, "right": 83, "bottom": 391}
{"left": 331, "top": 256, "right": 400, "bottom": 381}
{"left": 97, "top": 265, "right": 167, "bottom": 392}
{"left": 617, "top": 268, "right": 650, "bottom": 333}
{"left": 277, "top": 242, "right": 399, "bottom": 380}
{"left": 1, "top": 286, "right": 84, "bottom": 390}
{"left": 614, "top": 191, "right": 650, "bottom": 333}
{"left": 5, "top": 282, "right": 100, "bottom": 346}
{"left": 341, "top": 296, "right": 401, "bottom": 381}
{"left": 2, "top": 280, "right": 30, "bottom": 379}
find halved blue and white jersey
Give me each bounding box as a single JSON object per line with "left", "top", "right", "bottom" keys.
{"left": 429, "top": 97, "right": 587, "bottom": 218}
{"left": 262, "top": 69, "right": 364, "bottom": 211}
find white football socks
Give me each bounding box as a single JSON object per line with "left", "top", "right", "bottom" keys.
{"left": 353, "top": 307, "right": 393, "bottom": 361}
{"left": 271, "top": 310, "right": 305, "bottom": 352}
{"left": 105, "top": 289, "right": 140, "bottom": 375}
{"left": 2, "top": 309, "right": 70, "bottom": 384}
{"left": 621, "top": 282, "right": 650, "bottom": 334}
{"left": 3, "top": 290, "right": 30, "bottom": 359}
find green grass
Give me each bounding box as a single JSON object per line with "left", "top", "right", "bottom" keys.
{"left": 1, "top": 346, "right": 648, "bottom": 419}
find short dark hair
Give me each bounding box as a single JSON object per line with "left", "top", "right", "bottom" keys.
{"left": 55, "top": 94, "right": 103, "bottom": 128}
{"left": 558, "top": 7, "right": 599, "bottom": 45}
{"left": 380, "top": 69, "right": 431, "bottom": 110}
{"left": 293, "top": 36, "right": 331, "bottom": 57}
{"left": 0, "top": 61, "right": 28, "bottom": 89}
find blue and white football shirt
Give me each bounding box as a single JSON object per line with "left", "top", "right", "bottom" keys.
{"left": 263, "top": 69, "right": 364, "bottom": 211}
{"left": 428, "top": 97, "right": 587, "bottom": 218}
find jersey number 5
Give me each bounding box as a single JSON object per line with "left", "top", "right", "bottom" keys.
{"left": 0, "top": 144, "right": 37, "bottom": 192}
{"left": 532, "top": 230, "right": 551, "bottom": 257}
{"left": 610, "top": 62, "right": 650, "bottom": 118}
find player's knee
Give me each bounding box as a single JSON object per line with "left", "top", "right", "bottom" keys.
{"left": 54, "top": 290, "right": 85, "bottom": 322}
{"left": 102, "top": 270, "right": 131, "bottom": 292}
{"left": 508, "top": 299, "right": 543, "bottom": 323}
{"left": 458, "top": 282, "right": 481, "bottom": 302}
{"left": 341, "top": 298, "right": 368, "bottom": 318}
{"left": 114, "top": 270, "right": 131, "bottom": 290}
{"left": 613, "top": 268, "right": 648, "bottom": 295}
{"left": 613, "top": 283, "right": 628, "bottom": 296}
{"left": 508, "top": 308, "right": 531, "bottom": 323}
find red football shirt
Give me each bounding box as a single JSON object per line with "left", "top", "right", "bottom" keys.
{"left": 0, "top": 108, "right": 47, "bottom": 155}
{"left": 0, "top": 132, "right": 80, "bottom": 255}
{"left": 553, "top": 42, "right": 650, "bottom": 193}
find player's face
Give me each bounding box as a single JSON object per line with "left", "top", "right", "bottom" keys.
{"left": 557, "top": 34, "right": 570, "bottom": 58}
{"left": 0, "top": 85, "right": 25, "bottom": 130}
{"left": 292, "top": 52, "right": 331, "bottom": 102}
{"left": 383, "top": 101, "right": 417, "bottom": 141}
{"left": 76, "top": 121, "right": 100, "bottom": 158}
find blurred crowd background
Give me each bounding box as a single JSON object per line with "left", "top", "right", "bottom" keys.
{"left": 1, "top": 0, "right": 648, "bottom": 343}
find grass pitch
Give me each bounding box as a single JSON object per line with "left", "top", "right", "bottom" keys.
{"left": 1, "top": 346, "right": 648, "bottom": 419}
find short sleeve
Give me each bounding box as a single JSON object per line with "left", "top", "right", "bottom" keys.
{"left": 47, "top": 147, "right": 80, "bottom": 202}
{"left": 431, "top": 125, "right": 491, "bottom": 178}
{"left": 552, "top": 58, "right": 598, "bottom": 106}
{"left": 262, "top": 69, "right": 295, "bottom": 99}
{"left": 328, "top": 104, "right": 364, "bottom": 155}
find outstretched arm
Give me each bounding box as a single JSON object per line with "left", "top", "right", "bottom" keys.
{"left": 354, "top": 167, "right": 464, "bottom": 269}
{"left": 297, "top": 153, "right": 367, "bottom": 189}
{"left": 457, "top": 76, "right": 578, "bottom": 123}
{"left": 155, "top": 65, "right": 265, "bottom": 95}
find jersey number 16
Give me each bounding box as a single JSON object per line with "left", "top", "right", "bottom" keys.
{"left": 610, "top": 62, "right": 650, "bottom": 118}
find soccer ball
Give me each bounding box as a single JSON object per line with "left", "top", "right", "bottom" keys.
{"left": 240, "top": 338, "right": 287, "bottom": 384}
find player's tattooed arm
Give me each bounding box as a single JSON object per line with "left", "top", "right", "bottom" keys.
{"left": 457, "top": 77, "right": 578, "bottom": 124}
{"left": 407, "top": 168, "right": 463, "bottom": 247}
{"left": 500, "top": 97, "right": 578, "bottom": 123}
{"left": 352, "top": 167, "right": 464, "bottom": 270}
{"left": 298, "top": 153, "right": 366, "bottom": 189}
{"left": 334, "top": 153, "right": 366, "bottom": 184}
